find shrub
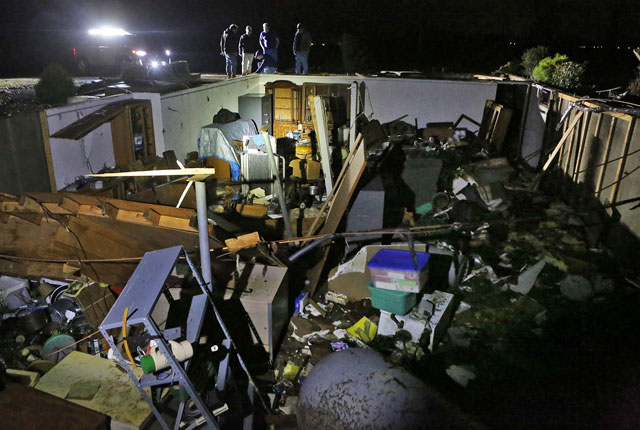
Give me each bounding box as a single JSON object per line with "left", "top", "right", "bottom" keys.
{"left": 521, "top": 46, "right": 549, "bottom": 78}
{"left": 551, "top": 60, "right": 586, "bottom": 90}
{"left": 532, "top": 53, "right": 568, "bottom": 84}
{"left": 496, "top": 60, "right": 521, "bottom": 75}
{"left": 35, "top": 63, "right": 76, "bottom": 104}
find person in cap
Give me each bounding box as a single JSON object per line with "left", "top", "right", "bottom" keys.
{"left": 293, "top": 23, "right": 312, "bottom": 74}
{"left": 220, "top": 24, "right": 240, "bottom": 78}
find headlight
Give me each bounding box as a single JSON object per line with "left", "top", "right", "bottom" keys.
{"left": 165, "top": 50, "right": 171, "bottom": 56}
{"left": 135, "top": 50, "right": 147, "bottom": 57}
{"left": 151, "top": 61, "right": 159, "bottom": 68}
{"left": 88, "top": 27, "right": 131, "bottom": 37}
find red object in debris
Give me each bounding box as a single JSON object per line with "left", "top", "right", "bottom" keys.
{"left": 73, "top": 48, "right": 77, "bottom": 56}
{"left": 110, "top": 286, "right": 124, "bottom": 296}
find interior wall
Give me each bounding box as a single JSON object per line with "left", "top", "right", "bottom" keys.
{"left": 160, "top": 77, "right": 263, "bottom": 161}
{"left": 159, "top": 74, "right": 498, "bottom": 161}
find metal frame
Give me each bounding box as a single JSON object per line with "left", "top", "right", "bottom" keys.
{"left": 99, "top": 246, "right": 266, "bottom": 430}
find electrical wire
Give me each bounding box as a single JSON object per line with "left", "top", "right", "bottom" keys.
{"left": 122, "top": 307, "right": 137, "bottom": 369}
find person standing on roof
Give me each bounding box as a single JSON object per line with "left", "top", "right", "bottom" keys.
{"left": 239, "top": 26, "right": 258, "bottom": 75}
{"left": 220, "top": 24, "right": 240, "bottom": 78}
{"left": 293, "top": 23, "right": 312, "bottom": 75}
{"left": 259, "top": 22, "right": 279, "bottom": 74}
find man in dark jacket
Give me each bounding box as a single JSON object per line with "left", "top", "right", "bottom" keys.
{"left": 239, "top": 26, "right": 258, "bottom": 75}
{"left": 220, "top": 24, "right": 239, "bottom": 78}
{"left": 293, "top": 23, "right": 312, "bottom": 74}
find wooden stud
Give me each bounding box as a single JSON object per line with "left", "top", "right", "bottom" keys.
{"left": 543, "top": 111, "right": 584, "bottom": 171}
{"left": 572, "top": 111, "right": 591, "bottom": 181}
{"left": 609, "top": 118, "right": 636, "bottom": 204}
{"left": 39, "top": 110, "right": 58, "bottom": 192}
{"left": 595, "top": 116, "right": 617, "bottom": 198}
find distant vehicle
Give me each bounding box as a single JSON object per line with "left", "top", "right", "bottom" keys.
{"left": 72, "top": 26, "right": 172, "bottom": 75}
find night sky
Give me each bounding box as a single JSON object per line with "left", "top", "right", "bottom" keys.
{"left": 1, "top": 0, "right": 639, "bottom": 84}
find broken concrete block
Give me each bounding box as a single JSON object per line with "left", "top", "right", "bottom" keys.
{"left": 559, "top": 275, "right": 593, "bottom": 302}
{"left": 510, "top": 260, "right": 546, "bottom": 295}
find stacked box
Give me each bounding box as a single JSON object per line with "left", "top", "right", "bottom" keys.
{"left": 367, "top": 283, "right": 417, "bottom": 316}
{"left": 367, "top": 249, "right": 430, "bottom": 293}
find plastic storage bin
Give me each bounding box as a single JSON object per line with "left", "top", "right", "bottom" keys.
{"left": 368, "top": 282, "right": 418, "bottom": 316}
{"left": 367, "top": 249, "right": 430, "bottom": 293}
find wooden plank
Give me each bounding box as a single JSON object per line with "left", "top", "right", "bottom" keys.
{"left": 225, "top": 232, "right": 261, "bottom": 252}
{"left": 595, "top": 117, "right": 617, "bottom": 198}
{"left": 542, "top": 110, "right": 584, "bottom": 171}
{"left": 562, "top": 113, "right": 579, "bottom": 175}
{"left": 110, "top": 110, "right": 134, "bottom": 167}
{"left": 306, "top": 138, "right": 367, "bottom": 294}
{"left": 311, "top": 96, "right": 333, "bottom": 195}
{"left": 39, "top": 110, "right": 58, "bottom": 192}
{"left": 556, "top": 93, "right": 633, "bottom": 121}
{"left": 609, "top": 118, "right": 635, "bottom": 204}
{"left": 573, "top": 111, "right": 591, "bottom": 182}
{"left": 87, "top": 168, "right": 215, "bottom": 178}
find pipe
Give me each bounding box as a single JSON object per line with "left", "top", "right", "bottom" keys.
{"left": 195, "top": 181, "right": 212, "bottom": 290}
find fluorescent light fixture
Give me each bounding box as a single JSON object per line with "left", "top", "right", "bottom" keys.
{"left": 135, "top": 50, "right": 147, "bottom": 57}
{"left": 165, "top": 50, "right": 171, "bottom": 56}
{"left": 88, "top": 27, "right": 131, "bottom": 37}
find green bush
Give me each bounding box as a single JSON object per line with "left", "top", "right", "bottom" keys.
{"left": 532, "top": 53, "right": 568, "bottom": 84}
{"left": 551, "top": 60, "right": 586, "bottom": 89}
{"left": 35, "top": 63, "right": 76, "bottom": 104}
{"left": 521, "top": 46, "right": 549, "bottom": 78}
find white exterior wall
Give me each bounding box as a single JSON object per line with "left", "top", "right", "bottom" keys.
{"left": 159, "top": 74, "right": 497, "bottom": 161}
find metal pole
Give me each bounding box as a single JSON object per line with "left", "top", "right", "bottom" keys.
{"left": 195, "top": 180, "right": 212, "bottom": 289}
{"left": 261, "top": 131, "right": 294, "bottom": 239}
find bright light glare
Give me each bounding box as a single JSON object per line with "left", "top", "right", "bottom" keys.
{"left": 135, "top": 50, "right": 147, "bottom": 57}
{"left": 151, "top": 61, "right": 159, "bottom": 68}
{"left": 161, "top": 61, "right": 166, "bottom": 66}
{"left": 88, "top": 27, "right": 131, "bottom": 37}
{"left": 165, "top": 50, "right": 171, "bottom": 56}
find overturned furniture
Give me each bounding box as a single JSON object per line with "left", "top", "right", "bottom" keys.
{"left": 99, "top": 246, "right": 267, "bottom": 430}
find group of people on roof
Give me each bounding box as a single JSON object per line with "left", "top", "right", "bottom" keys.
{"left": 220, "top": 22, "right": 312, "bottom": 78}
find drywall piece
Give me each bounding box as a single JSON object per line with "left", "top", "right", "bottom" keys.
{"left": 35, "top": 351, "right": 151, "bottom": 427}
{"left": 510, "top": 260, "right": 546, "bottom": 295}
{"left": 327, "top": 243, "right": 428, "bottom": 301}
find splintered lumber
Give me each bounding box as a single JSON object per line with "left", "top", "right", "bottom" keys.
{"left": 305, "top": 135, "right": 367, "bottom": 294}
{"left": 87, "top": 168, "right": 215, "bottom": 178}
{"left": 225, "top": 232, "right": 261, "bottom": 252}
{"left": 0, "top": 192, "right": 222, "bottom": 284}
